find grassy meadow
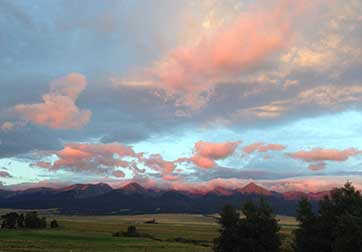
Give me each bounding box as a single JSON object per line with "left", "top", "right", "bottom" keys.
{"left": 0, "top": 209, "right": 298, "bottom": 252}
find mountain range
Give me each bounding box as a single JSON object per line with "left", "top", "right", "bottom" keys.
{"left": 0, "top": 182, "right": 326, "bottom": 216}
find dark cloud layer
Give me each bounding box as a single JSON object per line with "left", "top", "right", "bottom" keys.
{"left": 0, "top": 125, "right": 61, "bottom": 158}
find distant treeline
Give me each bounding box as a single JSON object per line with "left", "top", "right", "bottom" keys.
{"left": 1, "top": 211, "right": 58, "bottom": 229}
{"left": 213, "top": 182, "right": 362, "bottom": 252}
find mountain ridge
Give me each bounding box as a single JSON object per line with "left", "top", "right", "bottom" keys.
{"left": 0, "top": 182, "right": 327, "bottom": 216}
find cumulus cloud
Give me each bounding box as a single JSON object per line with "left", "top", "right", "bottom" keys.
{"left": 178, "top": 141, "right": 240, "bottom": 169}
{"left": 32, "top": 142, "right": 140, "bottom": 175}
{"left": 114, "top": 0, "right": 306, "bottom": 108}
{"left": 142, "top": 154, "right": 177, "bottom": 180}
{"left": 32, "top": 141, "right": 178, "bottom": 180}
{"left": 288, "top": 147, "right": 361, "bottom": 170}
{"left": 288, "top": 147, "right": 360, "bottom": 162}
{"left": 243, "top": 142, "right": 286, "bottom": 154}
{"left": 14, "top": 73, "right": 91, "bottom": 129}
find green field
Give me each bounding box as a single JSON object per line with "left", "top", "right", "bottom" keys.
{"left": 0, "top": 209, "right": 297, "bottom": 252}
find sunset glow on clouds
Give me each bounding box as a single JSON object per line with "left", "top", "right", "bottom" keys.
{"left": 13, "top": 73, "right": 91, "bottom": 130}
{"left": 0, "top": 0, "right": 361, "bottom": 192}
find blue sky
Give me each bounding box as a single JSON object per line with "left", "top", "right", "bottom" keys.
{"left": 0, "top": 0, "right": 361, "bottom": 192}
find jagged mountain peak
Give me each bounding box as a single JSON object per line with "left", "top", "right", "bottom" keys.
{"left": 237, "top": 182, "right": 272, "bottom": 195}
{"left": 121, "top": 182, "right": 146, "bottom": 193}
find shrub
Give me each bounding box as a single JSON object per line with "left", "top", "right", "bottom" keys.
{"left": 50, "top": 219, "right": 59, "bottom": 228}
{"left": 24, "top": 212, "right": 47, "bottom": 229}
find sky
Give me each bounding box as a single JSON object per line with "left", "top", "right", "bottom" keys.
{"left": 0, "top": 0, "right": 361, "bottom": 192}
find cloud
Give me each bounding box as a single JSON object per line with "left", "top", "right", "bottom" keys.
{"left": 235, "top": 85, "right": 362, "bottom": 121}
{"left": 0, "top": 171, "right": 12, "bottom": 178}
{"left": 114, "top": 0, "right": 304, "bottom": 108}
{"left": 265, "top": 176, "right": 362, "bottom": 193}
{"left": 112, "top": 170, "right": 125, "bottom": 178}
{"left": 178, "top": 141, "right": 240, "bottom": 169}
{"left": 297, "top": 85, "right": 362, "bottom": 107}
{"left": 142, "top": 154, "right": 178, "bottom": 180}
{"left": 189, "top": 155, "right": 216, "bottom": 169}
{"left": 288, "top": 147, "right": 361, "bottom": 170}
{"left": 308, "top": 162, "right": 326, "bottom": 171}
{"left": 0, "top": 124, "right": 61, "bottom": 158}
{"left": 14, "top": 73, "right": 91, "bottom": 129}
{"left": 288, "top": 148, "right": 360, "bottom": 162}
{"left": 243, "top": 142, "right": 286, "bottom": 154}
{"left": 101, "top": 125, "right": 150, "bottom": 143}
{"left": 32, "top": 142, "right": 140, "bottom": 175}
{"left": 1, "top": 122, "right": 14, "bottom": 131}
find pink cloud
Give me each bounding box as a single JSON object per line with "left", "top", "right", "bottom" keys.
{"left": 190, "top": 155, "right": 216, "bottom": 169}
{"left": 116, "top": 0, "right": 305, "bottom": 108}
{"left": 1, "top": 122, "right": 14, "bottom": 131}
{"left": 243, "top": 142, "right": 286, "bottom": 154}
{"left": 288, "top": 148, "right": 360, "bottom": 162}
{"left": 142, "top": 154, "right": 178, "bottom": 180}
{"left": 194, "top": 141, "right": 240, "bottom": 160}
{"left": 14, "top": 73, "right": 91, "bottom": 129}
{"left": 308, "top": 162, "right": 326, "bottom": 171}
{"left": 0, "top": 171, "right": 12, "bottom": 178}
{"left": 177, "top": 141, "right": 240, "bottom": 169}
{"left": 112, "top": 170, "right": 125, "bottom": 178}
{"left": 33, "top": 142, "right": 139, "bottom": 174}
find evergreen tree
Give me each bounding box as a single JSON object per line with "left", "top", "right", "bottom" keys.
{"left": 238, "top": 199, "right": 281, "bottom": 252}
{"left": 294, "top": 198, "right": 323, "bottom": 252}
{"left": 214, "top": 200, "right": 281, "bottom": 252}
{"left": 17, "top": 213, "right": 25, "bottom": 228}
{"left": 294, "top": 182, "right": 362, "bottom": 252}
{"left": 213, "top": 204, "right": 240, "bottom": 252}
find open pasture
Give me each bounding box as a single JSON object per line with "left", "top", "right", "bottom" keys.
{"left": 0, "top": 211, "right": 297, "bottom": 252}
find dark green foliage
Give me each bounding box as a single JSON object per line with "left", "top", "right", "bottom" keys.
{"left": 214, "top": 200, "right": 281, "bottom": 252}
{"left": 24, "top": 212, "right": 47, "bottom": 229}
{"left": 1, "top": 212, "right": 19, "bottom": 229}
{"left": 294, "top": 198, "right": 322, "bottom": 252}
{"left": 113, "top": 225, "right": 141, "bottom": 238}
{"left": 126, "top": 225, "right": 138, "bottom": 237}
{"left": 17, "top": 214, "right": 25, "bottom": 228}
{"left": 238, "top": 199, "right": 281, "bottom": 252}
{"left": 1, "top": 211, "right": 51, "bottom": 229}
{"left": 144, "top": 218, "right": 158, "bottom": 224}
{"left": 295, "top": 182, "right": 362, "bottom": 252}
{"left": 213, "top": 204, "right": 240, "bottom": 252}
{"left": 50, "top": 219, "right": 59, "bottom": 228}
